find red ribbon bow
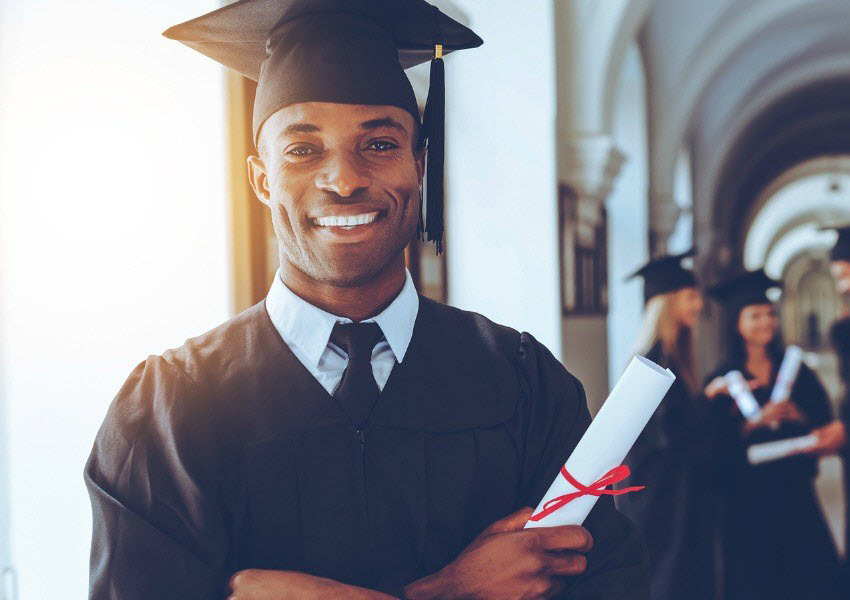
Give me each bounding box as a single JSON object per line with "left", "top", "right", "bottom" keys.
{"left": 528, "top": 465, "right": 644, "bottom": 523}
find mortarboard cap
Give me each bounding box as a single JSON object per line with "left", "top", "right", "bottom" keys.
{"left": 164, "top": 0, "right": 483, "bottom": 253}
{"left": 820, "top": 224, "right": 850, "bottom": 261}
{"left": 628, "top": 248, "right": 698, "bottom": 302}
{"left": 707, "top": 268, "right": 782, "bottom": 313}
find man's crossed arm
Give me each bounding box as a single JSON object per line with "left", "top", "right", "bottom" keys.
{"left": 227, "top": 507, "right": 592, "bottom": 600}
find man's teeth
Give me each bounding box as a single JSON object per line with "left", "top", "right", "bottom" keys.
{"left": 312, "top": 212, "right": 379, "bottom": 227}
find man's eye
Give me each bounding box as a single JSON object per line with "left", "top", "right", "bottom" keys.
{"left": 366, "top": 140, "right": 398, "bottom": 152}
{"left": 286, "top": 146, "right": 316, "bottom": 157}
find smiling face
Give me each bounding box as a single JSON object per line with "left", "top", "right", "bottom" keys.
{"left": 671, "top": 286, "right": 703, "bottom": 329}
{"left": 248, "top": 102, "right": 424, "bottom": 288}
{"left": 737, "top": 303, "right": 778, "bottom": 347}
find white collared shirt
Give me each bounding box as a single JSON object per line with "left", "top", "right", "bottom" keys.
{"left": 265, "top": 269, "right": 420, "bottom": 395}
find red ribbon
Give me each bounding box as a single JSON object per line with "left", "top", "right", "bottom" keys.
{"left": 528, "top": 465, "right": 644, "bottom": 522}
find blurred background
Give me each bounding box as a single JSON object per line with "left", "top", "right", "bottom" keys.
{"left": 1, "top": 0, "right": 849, "bottom": 597}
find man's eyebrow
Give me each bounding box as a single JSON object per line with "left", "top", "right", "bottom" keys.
{"left": 359, "top": 117, "right": 409, "bottom": 137}
{"left": 279, "top": 123, "right": 322, "bottom": 137}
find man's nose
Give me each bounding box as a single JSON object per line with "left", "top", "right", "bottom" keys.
{"left": 315, "top": 152, "right": 371, "bottom": 197}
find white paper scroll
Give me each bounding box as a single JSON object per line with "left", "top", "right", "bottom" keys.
{"left": 769, "top": 345, "right": 803, "bottom": 403}
{"left": 724, "top": 370, "right": 762, "bottom": 421}
{"left": 747, "top": 434, "right": 817, "bottom": 465}
{"left": 525, "top": 355, "right": 675, "bottom": 528}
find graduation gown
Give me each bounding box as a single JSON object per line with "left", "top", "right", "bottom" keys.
{"left": 829, "top": 316, "right": 850, "bottom": 581}
{"left": 707, "top": 358, "right": 841, "bottom": 600}
{"left": 85, "top": 297, "right": 649, "bottom": 599}
{"left": 615, "top": 341, "right": 715, "bottom": 600}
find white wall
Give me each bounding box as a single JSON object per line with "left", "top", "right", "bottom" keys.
{"left": 0, "top": 1, "right": 230, "bottom": 597}
{"left": 607, "top": 43, "right": 649, "bottom": 383}
{"left": 444, "top": 0, "right": 562, "bottom": 357}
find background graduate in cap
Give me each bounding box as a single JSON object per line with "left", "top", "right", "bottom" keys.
{"left": 616, "top": 250, "right": 715, "bottom": 600}
{"left": 84, "top": 1, "right": 649, "bottom": 598}
{"left": 704, "top": 268, "right": 841, "bottom": 600}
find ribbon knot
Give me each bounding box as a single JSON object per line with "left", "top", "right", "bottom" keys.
{"left": 528, "top": 465, "right": 644, "bottom": 523}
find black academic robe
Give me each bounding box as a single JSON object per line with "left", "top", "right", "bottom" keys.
{"left": 829, "top": 316, "right": 850, "bottom": 585}
{"left": 707, "top": 357, "right": 841, "bottom": 600}
{"left": 615, "top": 341, "right": 715, "bottom": 600}
{"left": 85, "top": 297, "right": 649, "bottom": 599}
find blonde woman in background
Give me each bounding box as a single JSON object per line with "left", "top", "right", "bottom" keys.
{"left": 616, "top": 251, "right": 715, "bottom": 600}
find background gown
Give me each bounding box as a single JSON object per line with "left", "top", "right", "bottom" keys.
{"left": 830, "top": 315, "right": 850, "bottom": 589}
{"left": 616, "top": 340, "right": 716, "bottom": 600}
{"left": 707, "top": 358, "right": 841, "bottom": 600}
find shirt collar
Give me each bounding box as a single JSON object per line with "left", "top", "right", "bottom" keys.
{"left": 265, "top": 269, "right": 419, "bottom": 367}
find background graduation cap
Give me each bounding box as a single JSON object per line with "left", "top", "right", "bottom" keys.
{"left": 820, "top": 223, "right": 850, "bottom": 262}
{"left": 707, "top": 268, "right": 782, "bottom": 314}
{"left": 628, "top": 248, "right": 699, "bottom": 302}
{"left": 164, "top": 0, "right": 483, "bottom": 254}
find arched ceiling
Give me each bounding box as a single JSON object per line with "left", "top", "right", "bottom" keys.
{"left": 743, "top": 158, "right": 850, "bottom": 274}
{"left": 638, "top": 0, "right": 850, "bottom": 225}
{"left": 710, "top": 78, "right": 850, "bottom": 265}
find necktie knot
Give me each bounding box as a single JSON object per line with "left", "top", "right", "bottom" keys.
{"left": 330, "top": 322, "right": 384, "bottom": 361}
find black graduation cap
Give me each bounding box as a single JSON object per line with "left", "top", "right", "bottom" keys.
{"left": 820, "top": 224, "right": 850, "bottom": 261}
{"left": 163, "top": 0, "right": 483, "bottom": 253}
{"left": 628, "top": 249, "right": 698, "bottom": 302}
{"left": 707, "top": 268, "right": 782, "bottom": 313}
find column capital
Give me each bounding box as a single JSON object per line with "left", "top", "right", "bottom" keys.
{"left": 558, "top": 134, "right": 626, "bottom": 206}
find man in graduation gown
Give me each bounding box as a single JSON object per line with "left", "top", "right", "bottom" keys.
{"left": 84, "top": 1, "right": 649, "bottom": 598}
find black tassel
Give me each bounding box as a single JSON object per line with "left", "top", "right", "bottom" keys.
{"left": 421, "top": 52, "right": 445, "bottom": 254}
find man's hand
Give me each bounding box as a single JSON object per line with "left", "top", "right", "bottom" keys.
{"left": 404, "top": 507, "right": 592, "bottom": 600}
{"left": 804, "top": 420, "right": 848, "bottom": 456}
{"left": 227, "top": 569, "right": 394, "bottom": 600}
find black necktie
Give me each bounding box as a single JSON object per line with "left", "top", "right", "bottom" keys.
{"left": 330, "top": 322, "right": 384, "bottom": 427}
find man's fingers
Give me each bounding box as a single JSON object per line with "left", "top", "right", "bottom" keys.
{"left": 534, "top": 525, "right": 593, "bottom": 552}
{"left": 229, "top": 569, "right": 251, "bottom": 590}
{"left": 543, "top": 551, "right": 589, "bottom": 576}
{"left": 484, "top": 506, "right": 535, "bottom": 535}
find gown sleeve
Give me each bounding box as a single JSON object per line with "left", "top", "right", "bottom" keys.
{"left": 619, "top": 344, "right": 678, "bottom": 472}
{"left": 84, "top": 356, "right": 232, "bottom": 599}
{"left": 829, "top": 319, "right": 850, "bottom": 426}
{"left": 517, "top": 333, "right": 650, "bottom": 600}
{"left": 790, "top": 363, "right": 833, "bottom": 428}
{"left": 703, "top": 369, "right": 745, "bottom": 491}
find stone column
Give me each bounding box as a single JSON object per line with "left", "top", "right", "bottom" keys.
{"left": 558, "top": 134, "right": 625, "bottom": 412}
{"left": 648, "top": 191, "right": 681, "bottom": 256}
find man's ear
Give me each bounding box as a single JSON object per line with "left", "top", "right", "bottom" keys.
{"left": 415, "top": 146, "right": 426, "bottom": 186}
{"left": 247, "top": 155, "right": 270, "bottom": 206}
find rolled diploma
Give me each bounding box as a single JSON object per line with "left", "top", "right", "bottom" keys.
{"left": 747, "top": 434, "right": 817, "bottom": 465}
{"left": 769, "top": 345, "right": 803, "bottom": 403}
{"left": 525, "top": 355, "right": 675, "bottom": 528}
{"left": 724, "top": 370, "right": 762, "bottom": 421}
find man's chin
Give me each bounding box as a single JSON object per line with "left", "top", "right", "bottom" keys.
{"left": 312, "top": 254, "right": 400, "bottom": 289}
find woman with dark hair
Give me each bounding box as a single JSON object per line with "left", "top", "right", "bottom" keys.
{"left": 617, "top": 251, "right": 715, "bottom": 600}
{"left": 704, "top": 269, "right": 841, "bottom": 600}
